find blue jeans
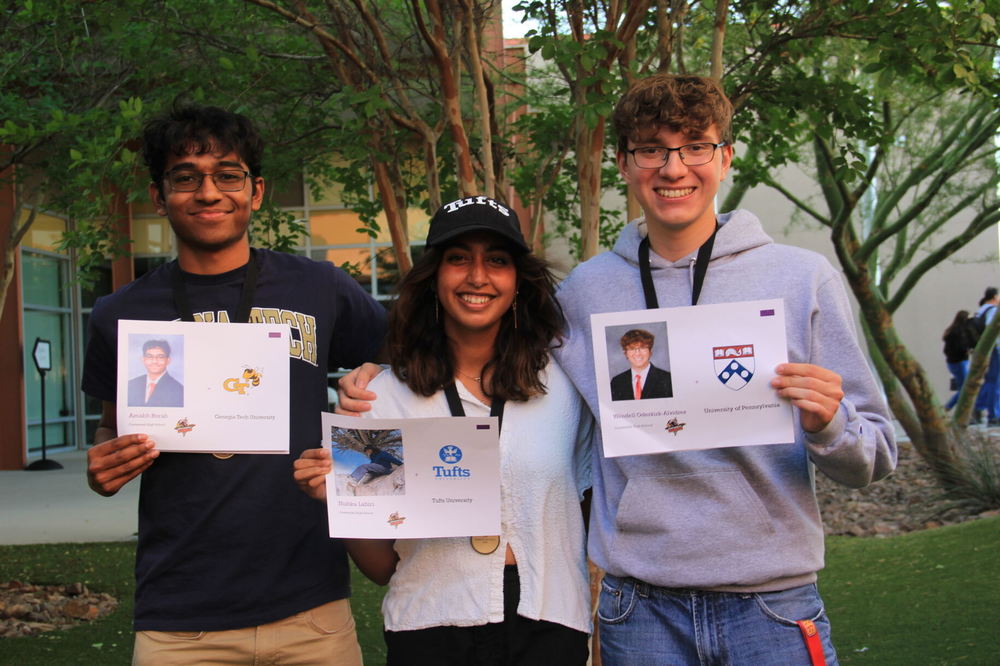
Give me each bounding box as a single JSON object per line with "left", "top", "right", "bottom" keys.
{"left": 598, "top": 574, "right": 838, "bottom": 665}
{"left": 973, "top": 348, "right": 1000, "bottom": 419}
{"left": 945, "top": 360, "right": 968, "bottom": 410}
{"left": 350, "top": 463, "right": 389, "bottom": 481}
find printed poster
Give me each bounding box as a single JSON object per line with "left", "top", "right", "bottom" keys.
{"left": 322, "top": 412, "right": 501, "bottom": 539}
{"left": 591, "top": 298, "right": 795, "bottom": 457}
{"left": 116, "top": 319, "right": 290, "bottom": 453}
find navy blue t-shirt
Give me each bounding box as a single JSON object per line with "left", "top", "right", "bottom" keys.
{"left": 82, "top": 249, "right": 387, "bottom": 631}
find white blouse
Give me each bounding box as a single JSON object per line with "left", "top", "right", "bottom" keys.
{"left": 363, "top": 359, "right": 594, "bottom": 633}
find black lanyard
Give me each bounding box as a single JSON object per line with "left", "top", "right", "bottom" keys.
{"left": 443, "top": 382, "right": 506, "bottom": 432}
{"left": 172, "top": 250, "right": 260, "bottom": 323}
{"left": 638, "top": 224, "right": 717, "bottom": 309}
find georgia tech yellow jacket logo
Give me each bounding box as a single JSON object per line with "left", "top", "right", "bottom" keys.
{"left": 224, "top": 367, "right": 263, "bottom": 395}
{"left": 223, "top": 377, "right": 250, "bottom": 394}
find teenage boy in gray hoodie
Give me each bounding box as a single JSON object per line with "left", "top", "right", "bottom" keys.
{"left": 553, "top": 74, "right": 896, "bottom": 665}
{"left": 337, "top": 74, "right": 896, "bottom": 664}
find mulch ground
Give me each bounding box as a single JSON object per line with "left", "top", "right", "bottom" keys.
{"left": 816, "top": 429, "right": 1000, "bottom": 536}
{"left": 0, "top": 580, "right": 118, "bottom": 638}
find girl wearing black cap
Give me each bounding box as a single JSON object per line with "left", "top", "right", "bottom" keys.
{"left": 295, "top": 197, "right": 593, "bottom": 664}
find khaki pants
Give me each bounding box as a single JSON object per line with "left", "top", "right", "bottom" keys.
{"left": 133, "top": 599, "right": 363, "bottom": 665}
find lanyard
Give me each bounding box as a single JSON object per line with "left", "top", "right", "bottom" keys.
{"left": 172, "top": 250, "right": 260, "bottom": 323}
{"left": 443, "top": 382, "right": 506, "bottom": 433}
{"left": 638, "top": 224, "right": 717, "bottom": 309}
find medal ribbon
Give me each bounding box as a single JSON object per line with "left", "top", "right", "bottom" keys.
{"left": 172, "top": 249, "right": 260, "bottom": 323}
{"left": 171, "top": 250, "right": 259, "bottom": 460}
{"left": 637, "top": 223, "right": 717, "bottom": 309}
{"left": 444, "top": 381, "right": 504, "bottom": 554}
{"left": 443, "top": 382, "right": 505, "bottom": 430}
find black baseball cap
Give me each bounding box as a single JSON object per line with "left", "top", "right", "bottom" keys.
{"left": 426, "top": 196, "right": 529, "bottom": 252}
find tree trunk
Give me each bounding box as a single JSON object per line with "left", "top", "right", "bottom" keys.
{"left": 842, "top": 258, "right": 959, "bottom": 485}
{"left": 0, "top": 187, "right": 37, "bottom": 325}
{"left": 417, "top": 0, "right": 477, "bottom": 196}
{"left": 371, "top": 157, "right": 412, "bottom": 276}
{"left": 577, "top": 121, "right": 604, "bottom": 259}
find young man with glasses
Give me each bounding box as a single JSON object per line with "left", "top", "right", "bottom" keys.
{"left": 552, "top": 74, "right": 897, "bottom": 664}
{"left": 82, "top": 105, "right": 386, "bottom": 664}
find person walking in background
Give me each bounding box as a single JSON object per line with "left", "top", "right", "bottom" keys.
{"left": 972, "top": 287, "right": 999, "bottom": 425}
{"left": 942, "top": 311, "right": 978, "bottom": 410}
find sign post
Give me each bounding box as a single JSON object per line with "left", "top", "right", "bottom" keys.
{"left": 26, "top": 338, "right": 62, "bottom": 471}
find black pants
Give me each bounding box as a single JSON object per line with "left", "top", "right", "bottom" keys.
{"left": 384, "top": 565, "right": 589, "bottom": 665}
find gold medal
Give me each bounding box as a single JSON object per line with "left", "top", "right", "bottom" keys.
{"left": 470, "top": 535, "right": 500, "bottom": 555}
{"left": 212, "top": 453, "right": 235, "bottom": 460}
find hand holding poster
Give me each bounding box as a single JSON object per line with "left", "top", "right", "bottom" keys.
{"left": 591, "top": 298, "right": 795, "bottom": 457}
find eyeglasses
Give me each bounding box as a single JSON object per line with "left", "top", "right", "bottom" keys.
{"left": 626, "top": 142, "right": 727, "bottom": 168}
{"left": 625, "top": 346, "right": 650, "bottom": 354}
{"left": 165, "top": 169, "right": 250, "bottom": 192}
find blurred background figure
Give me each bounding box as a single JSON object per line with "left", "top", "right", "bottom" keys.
{"left": 942, "top": 310, "right": 978, "bottom": 410}
{"left": 971, "top": 287, "right": 999, "bottom": 425}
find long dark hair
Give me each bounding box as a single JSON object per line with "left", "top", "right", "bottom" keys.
{"left": 943, "top": 310, "right": 970, "bottom": 340}
{"left": 386, "top": 242, "right": 564, "bottom": 402}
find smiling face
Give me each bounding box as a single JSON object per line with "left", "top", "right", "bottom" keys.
{"left": 618, "top": 124, "right": 732, "bottom": 260}
{"left": 623, "top": 344, "right": 652, "bottom": 371}
{"left": 142, "top": 346, "right": 170, "bottom": 380}
{"left": 435, "top": 231, "right": 518, "bottom": 340}
{"left": 149, "top": 148, "right": 264, "bottom": 272}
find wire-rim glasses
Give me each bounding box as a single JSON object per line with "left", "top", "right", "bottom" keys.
{"left": 626, "top": 142, "right": 727, "bottom": 168}
{"left": 166, "top": 169, "right": 250, "bottom": 192}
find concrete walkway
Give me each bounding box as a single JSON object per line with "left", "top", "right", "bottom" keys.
{"left": 0, "top": 449, "right": 139, "bottom": 545}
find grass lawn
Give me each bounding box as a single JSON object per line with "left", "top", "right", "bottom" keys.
{"left": 1, "top": 515, "right": 996, "bottom": 665}
{"left": 821, "top": 515, "right": 1000, "bottom": 665}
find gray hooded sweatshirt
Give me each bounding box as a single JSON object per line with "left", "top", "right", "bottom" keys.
{"left": 554, "top": 209, "right": 897, "bottom": 592}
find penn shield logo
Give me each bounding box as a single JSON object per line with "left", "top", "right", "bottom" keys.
{"left": 714, "top": 344, "right": 755, "bottom": 391}
{"left": 435, "top": 445, "right": 470, "bottom": 478}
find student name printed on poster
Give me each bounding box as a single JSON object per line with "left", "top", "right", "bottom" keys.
{"left": 591, "top": 299, "right": 794, "bottom": 457}
{"left": 116, "top": 319, "right": 291, "bottom": 454}
{"left": 322, "top": 412, "right": 501, "bottom": 540}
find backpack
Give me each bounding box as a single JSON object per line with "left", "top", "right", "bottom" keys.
{"left": 970, "top": 305, "right": 995, "bottom": 341}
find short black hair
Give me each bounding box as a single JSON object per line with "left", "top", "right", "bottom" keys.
{"left": 142, "top": 339, "right": 171, "bottom": 356}
{"left": 142, "top": 104, "right": 264, "bottom": 196}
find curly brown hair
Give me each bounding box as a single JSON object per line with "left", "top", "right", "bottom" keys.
{"left": 385, "top": 241, "right": 565, "bottom": 402}
{"left": 619, "top": 329, "right": 655, "bottom": 351}
{"left": 613, "top": 74, "right": 733, "bottom": 153}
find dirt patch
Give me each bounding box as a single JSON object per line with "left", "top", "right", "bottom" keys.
{"left": 0, "top": 581, "right": 118, "bottom": 639}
